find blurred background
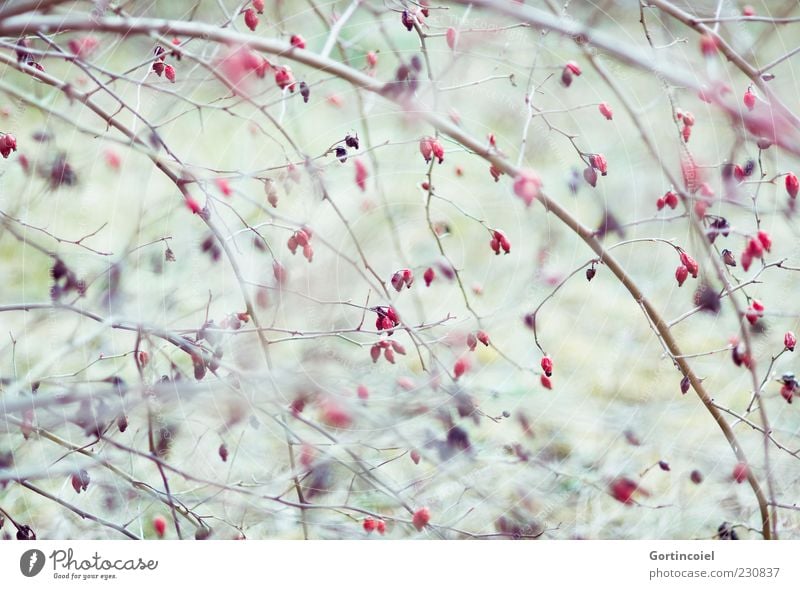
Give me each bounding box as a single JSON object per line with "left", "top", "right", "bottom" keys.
{"left": 0, "top": 0, "right": 799, "bottom": 539}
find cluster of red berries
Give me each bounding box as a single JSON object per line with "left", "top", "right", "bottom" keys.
{"left": 675, "top": 250, "right": 699, "bottom": 287}
{"left": 243, "top": 0, "right": 264, "bottom": 31}
{"left": 676, "top": 110, "right": 695, "bottom": 143}
{"left": 466, "top": 331, "right": 490, "bottom": 351}
{"left": 391, "top": 268, "right": 414, "bottom": 292}
{"left": 583, "top": 154, "right": 608, "bottom": 187}
{"left": 656, "top": 190, "right": 679, "bottom": 210}
{"left": 152, "top": 45, "right": 176, "bottom": 82}
{"left": 374, "top": 306, "right": 400, "bottom": 333}
{"left": 419, "top": 136, "right": 444, "bottom": 164}
{"left": 745, "top": 299, "right": 765, "bottom": 325}
{"left": 287, "top": 228, "right": 313, "bottom": 262}
{"left": 363, "top": 517, "right": 387, "bottom": 534}
{"left": 489, "top": 230, "right": 511, "bottom": 255}
{"left": 561, "top": 61, "right": 581, "bottom": 87}
{"left": 401, "top": 3, "right": 429, "bottom": 32}
{"left": 740, "top": 230, "right": 771, "bottom": 271}
{"left": 370, "top": 339, "right": 406, "bottom": 364}
{"left": 0, "top": 133, "right": 17, "bottom": 158}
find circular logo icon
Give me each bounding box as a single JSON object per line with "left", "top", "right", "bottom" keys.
{"left": 19, "top": 549, "right": 46, "bottom": 577}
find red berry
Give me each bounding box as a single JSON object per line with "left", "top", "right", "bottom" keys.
{"left": 564, "top": 61, "right": 581, "bottom": 76}
{"left": 675, "top": 265, "right": 688, "bottom": 287}
{"left": 363, "top": 518, "right": 377, "bottom": 533}
{"left": 748, "top": 237, "right": 764, "bottom": 259}
{"left": 540, "top": 356, "right": 553, "bottom": 377}
{"left": 454, "top": 357, "right": 469, "bottom": 379}
{"left": 583, "top": 166, "right": 598, "bottom": 187}
{"left": 446, "top": 27, "right": 458, "bottom": 51}
{"left": 273, "top": 260, "right": 287, "bottom": 283}
{"left": 412, "top": 507, "right": 430, "bottom": 530}
{"left": 423, "top": 267, "right": 435, "bottom": 287}
{"left": 757, "top": 230, "right": 772, "bottom": 252}
{"left": 354, "top": 159, "right": 368, "bottom": 191}
{"left": 466, "top": 332, "right": 477, "bottom": 351}
{"left": 785, "top": 331, "right": 796, "bottom": 352}
{"left": 215, "top": 177, "right": 232, "bottom": 197}
{"left": 609, "top": 477, "right": 638, "bottom": 505}
{"left": 164, "top": 64, "right": 176, "bottom": 83}
{"left": 741, "top": 249, "right": 753, "bottom": 271}
{"left": 185, "top": 197, "right": 202, "bottom": 214}
{"left": 321, "top": 401, "right": 352, "bottom": 428}
{"left": 430, "top": 139, "right": 444, "bottom": 164}
{"left": 656, "top": 197, "right": 665, "bottom": 210}
{"left": 244, "top": 8, "right": 259, "bottom": 31}
{"left": 679, "top": 251, "right": 699, "bottom": 278}
{"left": 700, "top": 33, "right": 719, "bottom": 56}
{"left": 376, "top": 519, "right": 386, "bottom": 534}
{"left": 742, "top": 5, "right": 755, "bottom": 16}
{"left": 290, "top": 34, "right": 306, "bottom": 49}
{"left": 682, "top": 124, "right": 691, "bottom": 143}
{"left": 540, "top": 374, "right": 552, "bottom": 390}
{"left": 153, "top": 515, "right": 167, "bottom": 538}
{"left": 419, "top": 137, "right": 433, "bottom": 162}
{"left": 598, "top": 102, "right": 613, "bottom": 120}
{"left": 743, "top": 88, "right": 756, "bottom": 111}
{"left": 366, "top": 51, "right": 378, "bottom": 68}
{"left": 664, "top": 191, "right": 679, "bottom": 209}
{"left": 513, "top": 169, "right": 542, "bottom": 206}
{"left": 219, "top": 443, "right": 229, "bottom": 462}
{"left": 732, "top": 462, "right": 748, "bottom": 484}
{"left": 476, "top": 331, "right": 490, "bottom": 347}
{"left": 357, "top": 385, "right": 369, "bottom": 400}
{"left": 410, "top": 449, "right": 421, "bottom": 464}
{"left": 0, "top": 133, "right": 17, "bottom": 159}
{"left": 786, "top": 173, "right": 799, "bottom": 199}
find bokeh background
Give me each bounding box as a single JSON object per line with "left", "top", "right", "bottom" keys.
{"left": 1, "top": 0, "right": 799, "bottom": 539}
